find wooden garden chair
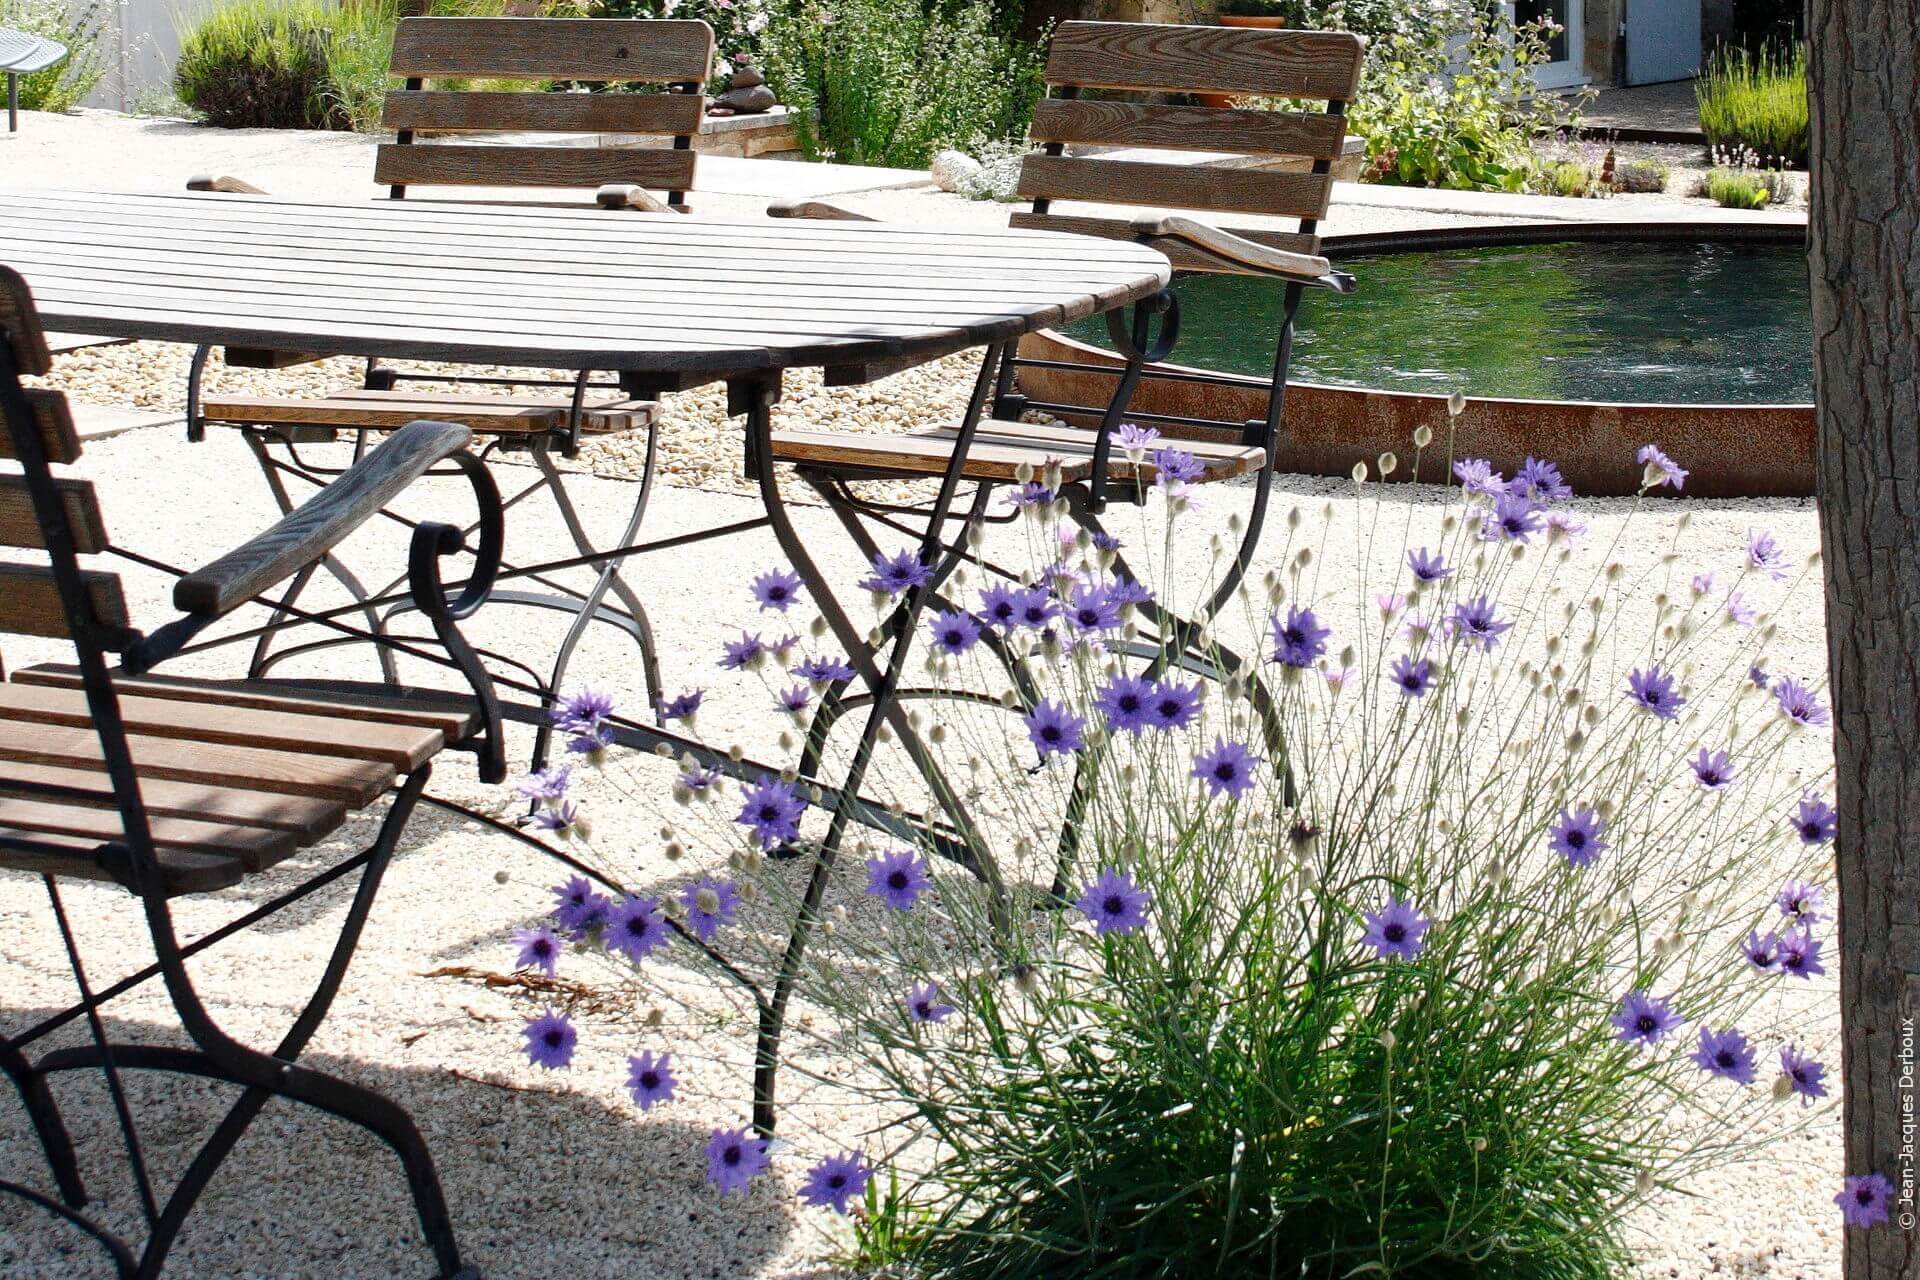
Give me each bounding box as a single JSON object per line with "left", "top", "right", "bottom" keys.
{"left": 179, "top": 16, "right": 714, "bottom": 752}
{"left": 764, "top": 19, "right": 1362, "bottom": 874}
{"left": 0, "top": 266, "right": 503, "bottom": 1278}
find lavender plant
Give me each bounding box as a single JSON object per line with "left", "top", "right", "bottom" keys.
{"left": 494, "top": 413, "right": 1859, "bottom": 1275}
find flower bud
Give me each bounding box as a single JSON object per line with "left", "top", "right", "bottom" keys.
{"left": 494, "top": 870, "right": 511, "bottom": 885}
{"left": 1377, "top": 1030, "right": 1396, "bottom": 1052}
{"left": 1352, "top": 461, "right": 1369, "bottom": 484}
{"left": 1448, "top": 391, "right": 1467, "bottom": 417}
{"left": 1471, "top": 1136, "right": 1489, "bottom": 1153}
{"left": 1378, "top": 451, "right": 1397, "bottom": 477}
{"left": 1413, "top": 424, "right": 1434, "bottom": 448}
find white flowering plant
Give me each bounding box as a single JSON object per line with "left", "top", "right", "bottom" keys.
{"left": 497, "top": 414, "right": 1871, "bottom": 1274}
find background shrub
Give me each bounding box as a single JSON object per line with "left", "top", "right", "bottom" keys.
{"left": 1612, "top": 156, "right": 1670, "bottom": 194}
{"left": 1696, "top": 41, "right": 1808, "bottom": 169}
{"left": 174, "top": 0, "right": 352, "bottom": 129}
{"left": 762, "top": 0, "right": 1044, "bottom": 168}
{"left": 1, "top": 0, "right": 110, "bottom": 114}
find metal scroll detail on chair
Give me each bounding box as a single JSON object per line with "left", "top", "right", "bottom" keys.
{"left": 0, "top": 266, "right": 495, "bottom": 1279}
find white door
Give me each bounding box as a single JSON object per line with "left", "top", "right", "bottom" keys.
{"left": 1513, "top": 0, "right": 1587, "bottom": 90}
{"left": 1625, "top": 0, "right": 1701, "bottom": 85}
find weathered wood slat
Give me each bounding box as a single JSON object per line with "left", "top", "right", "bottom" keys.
{"left": 383, "top": 88, "right": 704, "bottom": 135}
{"left": 389, "top": 17, "right": 713, "bottom": 83}
{"left": 770, "top": 429, "right": 1096, "bottom": 482}
{"left": 1016, "top": 154, "right": 1332, "bottom": 220}
{"left": 1007, "top": 211, "right": 1319, "bottom": 258}
{"left": 0, "top": 562, "right": 127, "bottom": 639}
{"left": 0, "top": 474, "right": 106, "bottom": 552}
{"left": 0, "top": 827, "right": 246, "bottom": 895}
{"left": 925, "top": 419, "right": 1265, "bottom": 481}
{"left": 0, "top": 796, "right": 300, "bottom": 869}
{"left": 1029, "top": 98, "right": 1348, "bottom": 159}
{"left": 0, "top": 389, "right": 84, "bottom": 465}
{"left": 1044, "top": 20, "right": 1365, "bottom": 100}
{"left": 175, "top": 418, "right": 471, "bottom": 617}
{"left": 0, "top": 265, "right": 53, "bottom": 376}
{"left": 12, "top": 665, "right": 478, "bottom": 739}
{"left": 0, "top": 718, "right": 398, "bottom": 805}
{"left": 0, "top": 683, "right": 445, "bottom": 771}
{"left": 0, "top": 755, "right": 347, "bottom": 838}
{"left": 374, "top": 143, "right": 697, "bottom": 192}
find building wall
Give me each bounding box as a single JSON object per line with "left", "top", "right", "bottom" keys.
{"left": 1583, "top": 0, "right": 1621, "bottom": 83}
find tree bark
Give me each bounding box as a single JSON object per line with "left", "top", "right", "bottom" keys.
{"left": 1809, "top": 2, "right": 1920, "bottom": 1276}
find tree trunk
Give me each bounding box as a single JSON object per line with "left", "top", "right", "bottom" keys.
{"left": 1809, "top": 2, "right": 1920, "bottom": 1276}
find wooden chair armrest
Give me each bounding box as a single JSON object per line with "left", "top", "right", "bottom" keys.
{"left": 1129, "top": 215, "right": 1354, "bottom": 292}
{"left": 186, "top": 174, "right": 269, "bottom": 195}
{"left": 766, "top": 197, "right": 876, "bottom": 221}
{"left": 596, "top": 183, "right": 688, "bottom": 214}
{"left": 174, "top": 420, "right": 473, "bottom": 617}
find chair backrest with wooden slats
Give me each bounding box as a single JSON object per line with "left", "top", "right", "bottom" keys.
{"left": 377, "top": 17, "right": 715, "bottom": 208}
{"left": 0, "top": 267, "right": 132, "bottom": 654}
{"left": 1011, "top": 20, "right": 1365, "bottom": 273}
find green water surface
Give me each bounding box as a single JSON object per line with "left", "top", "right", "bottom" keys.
{"left": 1064, "top": 240, "right": 1812, "bottom": 405}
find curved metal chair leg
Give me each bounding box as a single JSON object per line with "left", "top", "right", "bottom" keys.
{"left": 0, "top": 1035, "right": 85, "bottom": 1207}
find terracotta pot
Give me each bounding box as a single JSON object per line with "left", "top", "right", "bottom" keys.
{"left": 1199, "top": 16, "right": 1284, "bottom": 107}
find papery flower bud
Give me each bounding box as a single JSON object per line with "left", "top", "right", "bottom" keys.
{"left": 1378, "top": 1030, "right": 1396, "bottom": 1052}
{"left": 1352, "top": 461, "right": 1369, "bottom": 484}
{"left": 1015, "top": 460, "right": 1034, "bottom": 484}
{"left": 1378, "top": 451, "right": 1397, "bottom": 476}
{"left": 1413, "top": 424, "right": 1434, "bottom": 448}
{"left": 1471, "top": 1136, "right": 1489, "bottom": 1152}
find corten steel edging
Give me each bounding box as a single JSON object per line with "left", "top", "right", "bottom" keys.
{"left": 1017, "top": 219, "right": 1816, "bottom": 499}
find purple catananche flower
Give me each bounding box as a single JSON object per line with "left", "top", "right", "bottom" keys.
{"left": 1725, "top": 592, "right": 1757, "bottom": 627}
{"left": 751, "top": 567, "right": 804, "bottom": 612}
{"left": 516, "top": 766, "right": 572, "bottom": 803}
{"left": 1790, "top": 796, "right": 1838, "bottom": 845}
{"left": 719, "top": 632, "right": 766, "bottom": 671}
{"left": 1447, "top": 595, "right": 1513, "bottom": 651}
{"left": 799, "top": 1150, "right": 873, "bottom": 1214}
{"left": 904, "top": 980, "right": 954, "bottom": 1023}
{"left": 1453, "top": 458, "right": 1506, "bottom": 497}
{"left": 1776, "top": 879, "right": 1828, "bottom": 924}
{"left": 657, "top": 690, "right": 704, "bottom": 722}
{"left": 977, "top": 582, "right": 1021, "bottom": 629}
{"left": 928, "top": 609, "right": 982, "bottom": 655}
{"left": 1024, "top": 700, "right": 1086, "bottom": 757}
{"left": 682, "top": 877, "right": 740, "bottom": 941}
{"left": 626, "top": 1050, "right": 676, "bottom": 1111}
{"left": 1064, "top": 584, "right": 1122, "bottom": 632}
{"left": 1777, "top": 927, "right": 1825, "bottom": 980}
{"left": 1095, "top": 674, "right": 1155, "bottom": 735}
{"left": 551, "top": 875, "right": 611, "bottom": 937}
{"left": 1270, "top": 606, "right": 1331, "bottom": 668}
{"left": 1626, "top": 665, "right": 1685, "bottom": 719}
{"left": 522, "top": 1009, "right": 577, "bottom": 1070}
{"left": 1747, "top": 528, "right": 1790, "bottom": 580}
{"left": 1692, "top": 1026, "right": 1757, "bottom": 1084}
{"left": 1485, "top": 493, "right": 1545, "bottom": 542}
{"left": 1407, "top": 547, "right": 1451, "bottom": 583}
{"left": 1612, "top": 990, "right": 1683, "bottom": 1048}
{"left": 859, "top": 549, "right": 932, "bottom": 596}
{"left": 1743, "top": 930, "right": 1783, "bottom": 974}
{"left": 1076, "top": 867, "right": 1152, "bottom": 936}
{"left": 1151, "top": 448, "right": 1204, "bottom": 485}
{"left": 1010, "top": 586, "right": 1060, "bottom": 630}
{"left": 1637, "top": 444, "right": 1687, "bottom": 490}
{"left": 705, "top": 1125, "right": 770, "bottom": 1195}
{"left": 512, "top": 926, "right": 561, "bottom": 977}
{"left": 1836, "top": 1173, "right": 1894, "bottom": 1229}
{"left": 1548, "top": 805, "right": 1608, "bottom": 867}
{"left": 1689, "top": 747, "right": 1736, "bottom": 791}
{"left": 605, "top": 896, "right": 668, "bottom": 963}
{"left": 1513, "top": 456, "right": 1572, "bottom": 503}
{"left": 737, "top": 776, "right": 806, "bottom": 849}
{"left": 1147, "top": 679, "right": 1203, "bottom": 731}
{"left": 1772, "top": 676, "right": 1831, "bottom": 727}
{"left": 552, "top": 688, "right": 614, "bottom": 734}
{"left": 1114, "top": 422, "right": 1160, "bottom": 453}
{"left": 865, "top": 848, "right": 932, "bottom": 911}
{"left": 1362, "top": 898, "right": 1431, "bottom": 960}
{"left": 778, "top": 685, "right": 812, "bottom": 714}
{"left": 1390, "top": 655, "right": 1435, "bottom": 697}
{"left": 795, "top": 656, "right": 856, "bottom": 684}
{"left": 1780, "top": 1045, "right": 1827, "bottom": 1106}
{"left": 1192, "top": 738, "right": 1260, "bottom": 800}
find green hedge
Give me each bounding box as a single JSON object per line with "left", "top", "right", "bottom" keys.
{"left": 1695, "top": 42, "right": 1808, "bottom": 169}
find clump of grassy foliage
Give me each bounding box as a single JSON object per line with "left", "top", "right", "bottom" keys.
{"left": 1696, "top": 41, "right": 1808, "bottom": 169}
{"left": 2, "top": 0, "right": 110, "bottom": 113}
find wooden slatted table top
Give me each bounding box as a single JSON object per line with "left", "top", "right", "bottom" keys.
{"left": 0, "top": 189, "right": 1172, "bottom": 379}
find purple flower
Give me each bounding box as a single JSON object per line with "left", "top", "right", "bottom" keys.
{"left": 564, "top": 728, "right": 612, "bottom": 762}
{"left": 705, "top": 1125, "right": 770, "bottom": 1195}
{"left": 1612, "top": 990, "right": 1683, "bottom": 1048}
{"left": 1691, "top": 571, "right": 1716, "bottom": 596}
{"left": 1747, "top": 528, "right": 1790, "bottom": 580}
{"left": 1780, "top": 1045, "right": 1828, "bottom": 1106}
{"left": 1748, "top": 663, "right": 1771, "bottom": 689}
{"left": 977, "top": 582, "right": 1021, "bottom": 629}
{"left": 1776, "top": 879, "right": 1829, "bottom": 924}
{"left": 1390, "top": 655, "right": 1434, "bottom": 697}
{"left": 1626, "top": 665, "right": 1685, "bottom": 719}
{"left": 1836, "top": 1173, "right": 1894, "bottom": 1229}
{"left": 1453, "top": 458, "right": 1506, "bottom": 498}
{"left": 1548, "top": 805, "right": 1608, "bottom": 867}
{"left": 1772, "top": 676, "right": 1830, "bottom": 727}
{"left": 865, "top": 848, "right": 932, "bottom": 910}
{"left": 1362, "top": 898, "right": 1432, "bottom": 960}
{"left": 766, "top": 633, "right": 799, "bottom": 661}
{"left": 1689, "top": 747, "right": 1736, "bottom": 791}
{"left": 522, "top": 1009, "right": 576, "bottom": 1070}
{"left": 1447, "top": 595, "right": 1512, "bottom": 651}
{"left": 1192, "top": 738, "right": 1261, "bottom": 800}
{"left": 1375, "top": 591, "right": 1406, "bottom": 617}
{"left": 1151, "top": 448, "right": 1205, "bottom": 485}
{"left": 720, "top": 631, "right": 766, "bottom": 671}
{"left": 1543, "top": 509, "right": 1588, "bottom": 543}
{"left": 682, "top": 877, "right": 741, "bottom": 941}
{"left": 1090, "top": 531, "right": 1124, "bottom": 553}
{"left": 1147, "top": 678, "right": 1203, "bottom": 731}
{"left": 778, "top": 684, "right": 812, "bottom": 713}
{"left": 680, "top": 765, "right": 722, "bottom": 797}
{"left": 1788, "top": 795, "right": 1837, "bottom": 845}
{"left": 860, "top": 549, "right": 932, "bottom": 596}
{"left": 1401, "top": 612, "right": 1437, "bottom": 646}
{"left": 1076, "top": 866, "right": 1152, "bottom": 936}
{"left": 552, "top": 875, "right": 612, "bottom": 937}
{"left": 1485, "top": 492, "right": 1545, "bottom": 542}
{"left": 1106, "top": 574, "right": 1153, "bottom": 608}
{"left": 1115, "top": 422, "right": 1160, "bottom": 452}
{"left": 626, "top": 1050, "right": 676, "bottom": 1111}
{"left": 795, "top": 655, "right": 856, "bottom": 684}
{"left": 1024, "top": 700, "right": 1086, "bottom": 757}
{"left": 1270, "top": 606, "right": 1331, "bottom": 668}
{"left": 904, "top": 980, "right": 955, "bottom": 1023}
{"left": 799, "top": 1151, "right": 873, "bottom": 1214}
{"left": 552, "top": 688, "right": 614, "bottom": 735}
{"left": 737, "top": 775, "right": 806, "bottom": 848}
{"left": 513, "top": 925, "right": 561, "bottom": 977}
{"left": 1777, "top": 927, "right": 1824, "bottom": 980}
{"left": 1692, "top": 1026, "right": 1757, "bottom": 1084}
{"left": 1064, "top": 583, "right": 1122, "bottom": 632}
{"left": 1724, "top": 592, "right": 1757, "bottom": 627}
{"left": 657, "top": 689, "right": 704, "bottom": 722}
{"left": 1004, "top": 480, "right": 1055, "bottom": 510}
{"left": 1743, "top": 930, "right": 1783, "bottom": 974}
{"left": 1406, "top": 547, "right": 1451, "bottom": 583}
{"left": 1636, "top": 444, "right": 1688, "bottom": 490}
{"left": 515, "top": 766, "right": 571, "bottom": 803}
{"left": 1094, "top": 674, "right": 1155, "bottom": 734}
{"left": 751, "top": 567, "right": 804, "bottom": 612}
{"left": 605, "top": 895, "right": 668, "bottom": 963}
{"left": 928, "top": 609, "right": 983, "bottom": 655}
{"left": 1513, "top": 456, "right": 1572, "bottom": 503}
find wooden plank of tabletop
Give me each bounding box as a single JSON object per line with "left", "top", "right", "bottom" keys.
{"left": 0, "top": 192, "right": 1169, "bottom": 374}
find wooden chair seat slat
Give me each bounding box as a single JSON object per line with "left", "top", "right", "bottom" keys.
{"left": 373, "top": 142, "right": 696, "bottom": 194}
{"left": 0, "top": 683, "right": 445, "bottom": 771}
{"left": 1016, "top": 154, "right": 1332, "bottom": 222}
{"left": 1029, "top": 98, "right": 1349, "bottom": 160}
{"left": 0, "top": 796, "right": 308, "bottom": 870}
{"left": 13, "top": 665, "right": 480, "bottom": 738}
{"left": 389, "top": 16, "right": 714, "bottom": 83}
{"left": 770, "top": 420, "right": 1263, "bottom": 484}
{"left": 1006, "top": 210, "right": 1321, "bottom": 263}
{"left": 0, "top": 562, "right": 128, "bottom": 639}
{"left": 1042, "top": 20, "right": 1365, "bottom": 100}
{"left": 0, "top": 828, "right": 246, "bottom": 895}
{"left": 0, "top": 389, "right": 81, "bottom": 463}
{"left": 200, "top": 391, "right": 654, "bottom": 435}
{"left": 0, "top": 474, "right": 106, "bottom": 552}
{"left": 0, "top": 717, "right": 398, "bottom": 805}
{"left": 383, "top": 88, "right": 705, "bottom": 136}
{"left": 0, "top": 757, "right": 348, "bottom": 838}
